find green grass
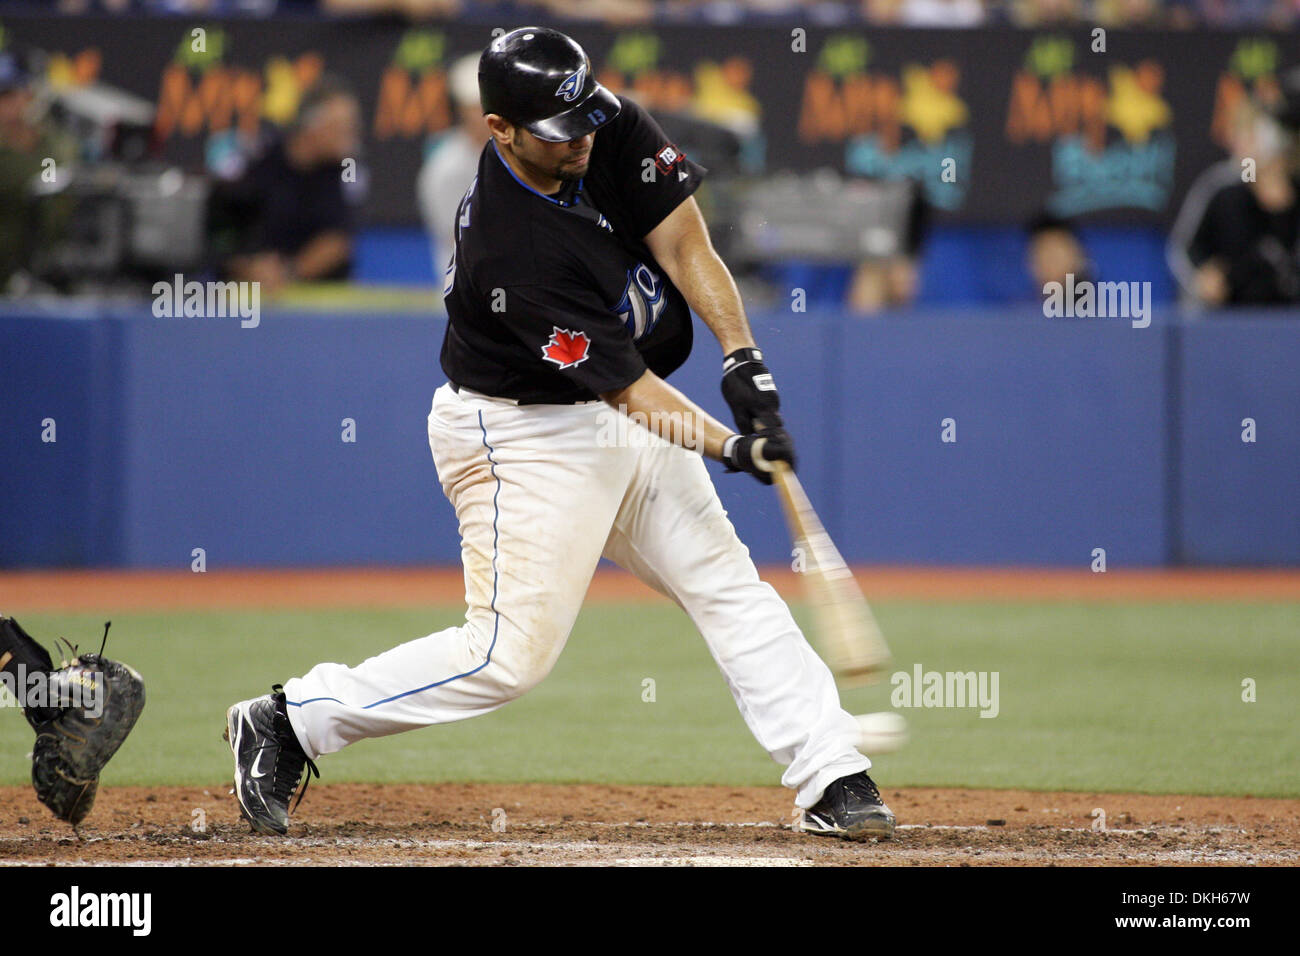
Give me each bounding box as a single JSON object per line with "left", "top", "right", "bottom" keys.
{"left": 2, "top": 601, "right": 1297, "bottom": 796}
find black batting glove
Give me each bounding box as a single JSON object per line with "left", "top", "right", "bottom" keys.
{"left": 722, "top": 429, "right": 797, "bottom": 486}
{"left": 721, "top": 347, "right": 783, "bottom": 433}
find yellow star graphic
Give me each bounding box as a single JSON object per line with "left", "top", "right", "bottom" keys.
{"left": 900, "top": 64, "right": 968, "bottom": 145}
{"left": 262, "top": 57, "right": 302, "bottom": 126}
{"left": 1106, "top": 66, "right": 1171, "bottom": 144}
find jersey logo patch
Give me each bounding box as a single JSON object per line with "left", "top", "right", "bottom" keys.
{"left": 614, "top": 264, "right": 666, "bottom": 341}
{"left": 556, "top": 64, "right": 587, "bottom": 103}
{"left": 541, "top": 327, "right": 591, "bottom": 369}
{"left": 654, "top": 143, "right": 684, "bottom": 175}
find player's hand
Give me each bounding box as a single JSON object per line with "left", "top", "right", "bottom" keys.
{"left": 722, "top": 429, "right": 797, "bottom": 486}
{"left": 721, "top": 347, "right": 783, "bottom": 433}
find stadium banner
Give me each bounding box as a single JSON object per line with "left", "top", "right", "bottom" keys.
{"left": 0, "top": 14, "right": 1291, "bottom": 225}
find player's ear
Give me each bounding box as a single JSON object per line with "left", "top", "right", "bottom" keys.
{"left": 485, "top": 114, "right": 514, "bottom": 147}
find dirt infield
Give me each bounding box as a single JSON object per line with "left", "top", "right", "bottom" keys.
{"left": 1, "top": 783, "right": 1295, "bottom": 867}
{"left": 3, "top": 566, "right": 1299, "bottom": 613}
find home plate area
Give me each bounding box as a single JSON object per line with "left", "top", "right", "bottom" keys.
{"left": 1, "top": 783, "right": 1295, "bottom": 867}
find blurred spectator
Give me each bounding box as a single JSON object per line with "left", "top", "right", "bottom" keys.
{"left": 1163, "top": 0, "right": 1202, "bottom": 27}
{"left": 847, "top": 180, "right": 928, "bottom": 314}
{"left": 860, "top": 0, "right": 905, "bottom": 22}
{"left": 34, "top": 0, "right": 1300, "bottom": 27}
{"left": 847, "top": 256, "right": 920, "bottom": 312}
{"left": 898, "top": 0, "right": 987, "bottom": 26}
{"left": 1168, "top": 102, "right": 1300, "bottom": 307}
{"left": 666, "top": 0, "right": 811, "bottom": 21}
{"left": 1026, "top": 211, "right": 1093, "bottom": 292}
{"left": 60, "top": 0, "right": 288, "bottom": 11}
{"left": 0, "top": 49, "right": 77, "bottom": 291}
{"left": 535, "top": 0, "right": 654, "bottom": 23}
{"left": 321, "top": 0, "right": 461, "bottom": 16}
{"left": 57, "top": 0, "right": 133, "bottom": 12}
{"left": 1197, "top": 0, "right": 1281, "bottom": 26}
{"left": 1093, "top": 0, "right": 1163, "bottom": 25}
{"left": 1008, "top": 0, "right": 1084, "bottom": 25}
{"left": 417, "top": 54, "right": 487, "bottom": 282}
{"left": 210, "top": 76, "right": 361, "bottom": 293}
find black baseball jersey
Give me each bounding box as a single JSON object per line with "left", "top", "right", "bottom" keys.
{"left": 440, "top": 96, "right": 707, "bottom": 404}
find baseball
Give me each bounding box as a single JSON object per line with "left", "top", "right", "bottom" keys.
{"left": 854, "top": 712, "right": 909, "bottom": 754}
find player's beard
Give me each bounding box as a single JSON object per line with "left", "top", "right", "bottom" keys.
{"left": 553, "top": 152, "right": 590, "bottom": 182}
{"left": 555, "top": 163, "right": 586, "bottom": 182}
{"left": 512, "top": 148, "right": 586, "bottom": 185}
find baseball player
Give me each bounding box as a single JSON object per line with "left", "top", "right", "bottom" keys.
{"left": 0, "top": 616, "right": 146, "bottom": 826}
{"left": 226, "top": 27, "right": 895, "bottom": 841}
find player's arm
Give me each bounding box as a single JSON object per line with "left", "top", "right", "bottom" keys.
{"left": 600, "top": 369, "right": 794, "bottom": 484}
{"left": 645, "top": 197, "right": 785, "bottom": 435}
{"left": 645, "top": 197, "right": 754, "bottom": 354}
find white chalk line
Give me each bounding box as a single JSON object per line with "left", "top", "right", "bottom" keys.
{"left": 0, "top": 855, "right": 818, "bottom": 868}
{"left": 1, "top": 819, "right": 1285, "bottom": 867}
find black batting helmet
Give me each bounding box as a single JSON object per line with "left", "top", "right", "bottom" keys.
{"left": 478, "top": 27, "right": 621, "bottom": 142}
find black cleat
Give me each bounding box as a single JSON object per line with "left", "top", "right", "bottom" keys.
{"left": 800, "top": 771, "right": 896, "bottom": 840}
{"left": 224, "top": 685, "right": 317, "bottom": 835}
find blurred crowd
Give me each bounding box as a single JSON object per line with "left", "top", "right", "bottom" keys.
{"left": 4, "top": 7, "right": 1300, "bottom": 315}
{"left": 40, "top": 0, "right": 1300, "bottom": 29}
{"left": 0, "top": 45, "right": 365, "bottom": 294}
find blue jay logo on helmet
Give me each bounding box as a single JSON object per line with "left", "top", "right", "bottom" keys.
{"left": 556, "top": 64, "right": 587, "bottom": 103}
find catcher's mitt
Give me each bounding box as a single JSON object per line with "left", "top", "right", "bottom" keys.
{"left": 1, "top": 617, "right": 146, "bottom": 825}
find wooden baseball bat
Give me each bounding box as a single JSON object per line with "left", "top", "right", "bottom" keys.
{"left": 772, "top": 462, "right": 891, "bottom": 686}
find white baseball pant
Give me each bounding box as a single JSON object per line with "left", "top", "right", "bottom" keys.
{"left": 284, "top": 383, "right": 870, "bottom": 808}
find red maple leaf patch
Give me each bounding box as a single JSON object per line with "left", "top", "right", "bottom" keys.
{"left": 540, "top": 327, "right": 591, "bottom": 369}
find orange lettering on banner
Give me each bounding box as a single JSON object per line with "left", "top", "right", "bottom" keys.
{"left": 873, "top": 77, "right": 901, "bottom": 151}
{"left": 232, "top": 72, "right": 263, "bottom": 135}
{"left": 932, "top": 60, "right": 959, "bottom": 93}
{"left": 1079, "top": 77, "right": 1107, "bottom": 151}
{"left": 841, "top": 74, "right": 874, "bottom": 136}
{"left": 1210, "top": 74, "right": 1245, "bottom": 147}
{"left": 721, "top": 57, "right": 751, "bottom": 94}
{"left": 1005, "top": 73, "right": 1050, "bottom": 142}
{"left": 659, "top": 73, "right": 693, "bottom": 112}
{"left": 629, "top": 70, "right": 692, "bottom": 112}
{"left": 409, "top": 72, "right": 449, "bottom": 135}
{"left": 155, "top": 65, "right": 190, "bottom": 139}
{"left": 799, "top": 72, "right": 842, "bottom": 142}
{"left": 73, "top": 49, "right": 101, "bottom": 86}
{"left": 373, "top": 69, "right": 409, "bottom": 138}
{"left": 631, "top": 71, "right": 658, "bottom": 103}
{"left": 1049, "top": 75, "right": 1079, "bottom": 135}
{"left": 1135, "top": 60, "right": 1164, "bottom": 95}
{"left": 374, "top": 68, "right": 450, "bottom": 138}
{"left": 293, "top": 53, "right": 324, "bottom": 96}
{"left": 596, "top": 68, "right": 624, "bottom": 95}
{"left": 1008, "top": 73, "right": 1110, "bottom": 150}
{"left": 156, "top": 54, "right": 323, "bottom": 139}
{"left": 798, "top": 73, "right": 902, "bottom": 146}
{"left": 196, "top": 68, "right": 236, "bottom": 134}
